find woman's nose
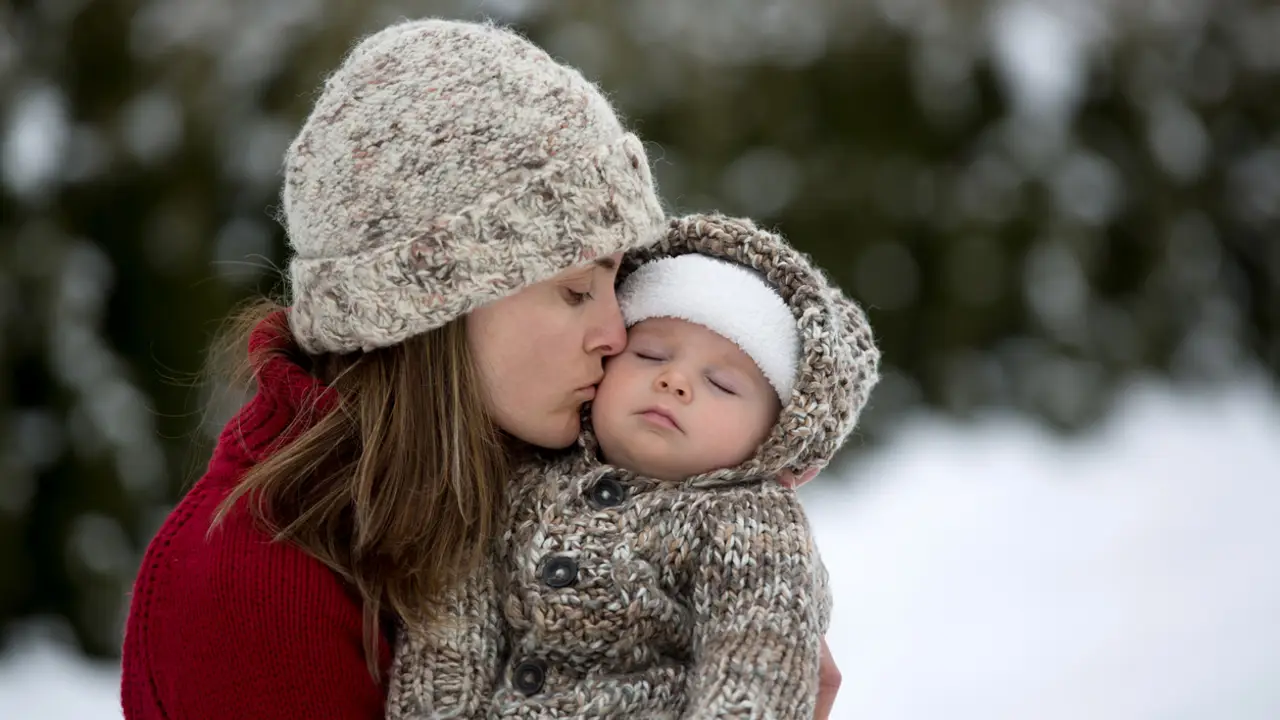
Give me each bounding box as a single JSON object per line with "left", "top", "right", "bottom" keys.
{"left": 585, "top": 293, "right": 627, "bottom": 357}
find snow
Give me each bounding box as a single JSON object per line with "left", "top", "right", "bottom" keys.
{"left": 0, "top": 624, "right": 122, "bottom": 719}
{"left": 3, "top": 377, "right": 1278, "bottom": 719}
{"left": 808, "top": 376, "right": 1280, "bottom": 719}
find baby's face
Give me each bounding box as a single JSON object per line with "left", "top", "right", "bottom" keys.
{"left": 591, "top": 317, "right": 782, "bottom": 481}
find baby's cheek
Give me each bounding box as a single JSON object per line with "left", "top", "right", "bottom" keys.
{"left": 590, "top": 379, "right": 629, "bottom": 438}
{"left": 589, "top": 391, "right": 615, "bottom": 430}
{"left": 724, "top": 432, "right": 765, "bottom": 467}
{"left": 733, "top": 399, "right": 780, "bottom": 456}
{"left": 697, "top": 408, "right": 755, "bottom": 465}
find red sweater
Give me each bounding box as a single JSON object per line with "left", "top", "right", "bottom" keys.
{"left": 121, "top": 313, "right": 392, "bottom": 719}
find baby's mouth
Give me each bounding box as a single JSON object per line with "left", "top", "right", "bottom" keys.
{"left": 638, "top": 406, "right": 682, "bottom": 432}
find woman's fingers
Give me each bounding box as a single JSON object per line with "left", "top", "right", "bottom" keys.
{"left": 777, "top": 467, "right": 820, "bottom": 489}
{"left": 777, "top": 467, "right": 834, "bottom": 718}
{"left": 815, "top": 636, "right": 841, "bottom": 720}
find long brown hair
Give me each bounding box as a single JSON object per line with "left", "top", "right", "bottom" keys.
{"left": 209, "top": 298, "right": 511, "bottom": 675}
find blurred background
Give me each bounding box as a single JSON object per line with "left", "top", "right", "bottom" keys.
{"left": 2, "top": 0, "right": 1278, "bottom": 718}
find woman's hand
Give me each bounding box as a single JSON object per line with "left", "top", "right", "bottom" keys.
{"left": 776, "top": 468, "right": 841, "bottom": 717}
{"left": 816, "top": 636, "right": 841, "bottom": 719}
{"left": 777, "top": 467, "right": 820, "bottom": 489}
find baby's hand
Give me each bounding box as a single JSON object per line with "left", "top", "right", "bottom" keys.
{"left": 777, "top": 467, "right": 819, "bottom": 489}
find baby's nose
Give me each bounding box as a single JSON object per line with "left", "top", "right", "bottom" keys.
{"left": 658, "top": 376, "right": 690, "bottom": 398}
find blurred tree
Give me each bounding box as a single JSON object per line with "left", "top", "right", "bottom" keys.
{"left": 0, "top": 0, "right": 1276, "bottom": 657}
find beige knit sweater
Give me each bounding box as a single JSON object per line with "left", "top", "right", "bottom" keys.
{"left": 386, "top": 214, "right": 880, "bottom": 719}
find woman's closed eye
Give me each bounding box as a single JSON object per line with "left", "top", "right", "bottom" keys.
{"left": 562, "top": 288, "right": 593, "bottom": 306}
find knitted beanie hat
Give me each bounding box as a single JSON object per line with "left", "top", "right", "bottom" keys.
{"left": 282, "top": 19, "right": 666, "bottom": 354}
{"left": 617, "top": 254, "right": 801, "bottom": 400}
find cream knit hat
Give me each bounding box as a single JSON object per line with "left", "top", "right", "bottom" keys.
{"left": 282, "top": 19, "right": 665, "bottom": 354}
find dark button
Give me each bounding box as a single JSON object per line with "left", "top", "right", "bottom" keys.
{"left": 587, "top": 476, "right": 627, "bottom": 508}
{"left": 512, "top": 659, "right": 546, "bottom": 695}
{"left": 541, "top": 556, "right": 578, "bottom": 588}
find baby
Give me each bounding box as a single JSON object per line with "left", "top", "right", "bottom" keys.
{"left": 594, "top": 253, "right": 801, "bottom": 485}
{"left": 387, "top": 215, "right": 880, "bottom": 720}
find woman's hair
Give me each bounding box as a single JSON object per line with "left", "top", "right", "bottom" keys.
{"left": 209, "top": 298, "right": 511, "bottom": 676}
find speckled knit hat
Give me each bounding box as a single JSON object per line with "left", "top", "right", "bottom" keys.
{"left": 282, "top": 19, "right": 665, "bottom": 354}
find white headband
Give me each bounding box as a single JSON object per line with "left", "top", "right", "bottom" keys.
{"left": 617, "top": 254, "right": 800, "bottom": 400}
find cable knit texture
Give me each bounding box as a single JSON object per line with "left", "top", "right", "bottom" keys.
{"left": 121, "top": 313, "right": 392, "bottom": 720}
{"left": 283, "top": 18, "right": 666, "bottom": 354}
{"left": 386, "top": 214, "right": 881, "bottom": 719}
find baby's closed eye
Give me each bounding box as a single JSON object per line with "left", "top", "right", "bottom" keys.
{"left": 706, "top": 376, "right": 737, "bottom": 395}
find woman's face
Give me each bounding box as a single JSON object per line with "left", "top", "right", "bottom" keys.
{"left": 466, "top": 254, "right": 627, "bottom": 449}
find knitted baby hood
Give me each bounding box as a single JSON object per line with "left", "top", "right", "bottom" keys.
{"left": 283, "top": 19, "right": 665, "bottom": 354}
{"left": 615, "top": 213, "right": 880, "bottom": 483}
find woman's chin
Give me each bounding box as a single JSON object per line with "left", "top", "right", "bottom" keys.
{"left": 523, "top": 413, "right": 581, "bottom": 450}
{"left": 548, "top": 428, "right": 581, "bottom": 449}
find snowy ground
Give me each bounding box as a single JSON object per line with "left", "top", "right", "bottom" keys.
{"left": 3, "top": 376, "right": 1279, "bottom": 719}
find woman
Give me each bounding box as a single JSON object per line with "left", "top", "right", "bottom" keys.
{"left": 120, "top": 18, "right": 840, "bottom": 720}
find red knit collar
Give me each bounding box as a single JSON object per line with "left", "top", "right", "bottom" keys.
{"left": 248, "top": 310, "right": 335, "bottom": 407}
{"left": 218, "top": 310, "right": 339, "bottom": 465}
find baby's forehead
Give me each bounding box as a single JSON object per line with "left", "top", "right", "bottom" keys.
{"left": 629, "top": 317, "right": 753, "bottom": 359}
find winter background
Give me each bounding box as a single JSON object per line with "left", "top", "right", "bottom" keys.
{"left": 2, "top": 1, "right": 1278, "bottom": 718}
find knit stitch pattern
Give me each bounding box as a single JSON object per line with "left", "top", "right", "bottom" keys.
{"left": 282, "top": 19, "right": 665, "bottom": 354}
{"left": 387, "top": 214, "right": 880, "bottom": 719}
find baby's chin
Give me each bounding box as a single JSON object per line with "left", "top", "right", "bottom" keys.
{"left": 623, "top": 456, "right": 686, "bottom": 482}
{"left": 620, "top": 462, "right": 685, "bottom": 483}
{"left": 613, "top": 444, "right": 754, "bottom": 482}
{"left": 595, "top": 426, "right": 685, "bottom": 481}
